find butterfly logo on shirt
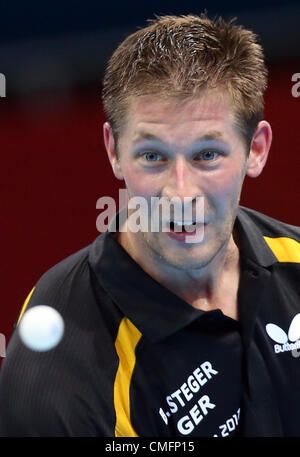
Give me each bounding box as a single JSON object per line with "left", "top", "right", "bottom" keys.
{"left": 265, "top": 313, "right": 300, "bottom": 344}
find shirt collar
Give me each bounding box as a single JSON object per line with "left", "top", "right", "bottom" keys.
{"left": 89, "top": 206, "right": 275, "bottom": 342}
{"left": 234, "top": 206, "right": 278, "bottom": 268}
{"left": 90, "top": 230, "right": 208, "bottom": 342}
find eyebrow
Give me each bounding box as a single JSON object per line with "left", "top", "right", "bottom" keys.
{"left": 132, "top": 130, "right": 224, "bottom": 144}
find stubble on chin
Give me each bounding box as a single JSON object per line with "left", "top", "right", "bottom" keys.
{"left": 138, "top": 227, "right": 224, "bottom": 271}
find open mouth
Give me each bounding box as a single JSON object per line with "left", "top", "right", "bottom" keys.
{"left": 165, "top": 219, "right": 205, "bottom": 243}
{"left": 169, "top": 220, "right": 198, "bottom": 233}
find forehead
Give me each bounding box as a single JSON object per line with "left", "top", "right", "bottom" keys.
{"left": 121, "top": 90, "right": 237, "bottom": 145}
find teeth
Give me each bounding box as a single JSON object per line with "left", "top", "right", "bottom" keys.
{"left": 172, "top": 221, "right": 195, "bottom": 226}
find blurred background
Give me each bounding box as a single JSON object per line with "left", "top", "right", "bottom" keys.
{"left": 0, "top": 0, "right": 299, "bottom": 354}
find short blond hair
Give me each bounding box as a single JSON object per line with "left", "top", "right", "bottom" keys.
{"left": 102, "top": 13, "right": 268, "bottom": 152}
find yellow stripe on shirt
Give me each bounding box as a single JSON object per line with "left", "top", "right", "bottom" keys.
{"left": 114, "top": 317, "right": 142, "bottom": 437}
{"left": 264, "top": 236, "right": 300, "bottom": 263}
{"left": 17, "top": 287, "right": 35, "bottom": 325}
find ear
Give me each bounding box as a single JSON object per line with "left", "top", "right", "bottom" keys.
{"left": 246, "top": 120, "right": 272, "bottom": 178}
{"left": 103, "top": 122, "right": 124, "bottom": 180}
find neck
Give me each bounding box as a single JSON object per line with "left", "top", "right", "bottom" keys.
{"left": 117, "top": 227, "right": 241, "bottom": 320}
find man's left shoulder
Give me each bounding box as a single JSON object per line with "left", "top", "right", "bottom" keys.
{"left": 238, "top": 206, "right": 300, "bottom": 243}
{"left": 238, "top": 206, "right": 300, "bottom": 265}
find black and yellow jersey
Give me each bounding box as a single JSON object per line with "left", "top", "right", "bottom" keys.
{"left": 0, "top": 206, "right": 299, "bottom": 437}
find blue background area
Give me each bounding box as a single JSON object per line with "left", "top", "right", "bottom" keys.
{"left": 1, "top": 0, "right": 300, "bottom": 94}
{"left": 1, "top": 0, "right": 298, "bottom": 42}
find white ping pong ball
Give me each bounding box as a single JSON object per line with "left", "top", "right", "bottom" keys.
{"left": 18, "top": 305, "right": 64, "bottom": 352}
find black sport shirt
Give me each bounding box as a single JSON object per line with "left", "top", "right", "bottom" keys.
{"left": 0, "top": 206, "right": 300, "bottom": 437}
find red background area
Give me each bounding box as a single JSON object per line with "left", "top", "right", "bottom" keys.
{"left": 0, "top": 61, "right": 299, "bottom": 358}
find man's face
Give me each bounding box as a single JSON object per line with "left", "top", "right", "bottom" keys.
{"left": 109, "top": 91, "right": 253, "bottom": 270}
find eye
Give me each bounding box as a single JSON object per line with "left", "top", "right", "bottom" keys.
{"left": 194, "top": 150, "right": 220, "bottom": 161}
{"left": 142, "top": 151, "right": 165, "bottom": 162}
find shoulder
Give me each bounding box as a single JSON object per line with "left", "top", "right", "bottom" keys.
{"left": 0, "top": 233, "right": 118, "bottom": 436}
{"left": 20, "top": 234, "right": 107, "bottom": 318}
{"left": 34, "top": 243, "right": 91, "bottom": 298}
{"left": 238, "top": 206, "right": 300, "bottom": 263}
{"left": 238, "top": 206, "right": 300, "bottom": 241}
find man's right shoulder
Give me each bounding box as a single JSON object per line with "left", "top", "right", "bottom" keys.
{"left": 18, "top": 233, "right": 107, "bottom": 321}
{"left": 1, "top": 231, "right": 121, "bottom": 437}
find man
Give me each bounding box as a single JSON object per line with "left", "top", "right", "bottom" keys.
{"left": 0, "top": 13, "right": 299, "bottom": 437}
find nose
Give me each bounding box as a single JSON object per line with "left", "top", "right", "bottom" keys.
{"left": 161, "top": 155, "right": 200, "bottom": 202}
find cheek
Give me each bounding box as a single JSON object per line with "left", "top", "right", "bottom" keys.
{"left": 125, "top": 178, "right": 156, "bottom": 199}
{"left": 204, "top": 168, "right": 245, "bottom": 210}
{"left": 122, "top": 167, "right": 162, "bottom": 199}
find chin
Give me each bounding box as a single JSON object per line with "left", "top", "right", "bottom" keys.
{"left": 165, "top": 248, "right": 218, "bottom": 270}
{"left": 149, "top": 236, "right": 223, "bottom": 270}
